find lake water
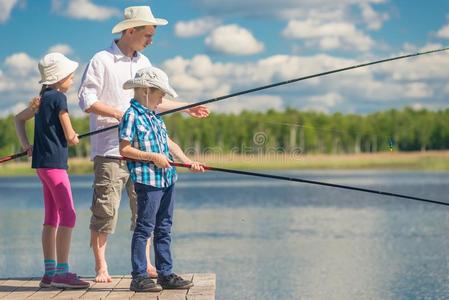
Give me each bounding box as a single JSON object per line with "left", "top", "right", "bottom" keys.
{"left": 1, "top": 170, "right": 449, "bottom": 299}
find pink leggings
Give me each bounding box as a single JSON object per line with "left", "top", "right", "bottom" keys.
{"left": 37, "top": 168, "right": 76, "bottom": 228}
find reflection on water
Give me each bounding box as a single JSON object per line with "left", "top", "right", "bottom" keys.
{"left": 1, "top": 170, "right": 449, "bottom": 299}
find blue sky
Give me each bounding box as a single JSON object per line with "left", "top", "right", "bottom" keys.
{"left": 1, "top": 0, "right": 449, "bottom": 116}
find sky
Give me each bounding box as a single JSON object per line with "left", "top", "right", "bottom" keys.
{"left": 1, "top": 0, "right": 449, "bottom": 116}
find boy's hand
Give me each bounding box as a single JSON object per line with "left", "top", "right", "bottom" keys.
{"left": 152, "top": 153, "right": 171, "bottom": 168}
{"left": 188, "top": 161, "right": 205, "bottom": 173}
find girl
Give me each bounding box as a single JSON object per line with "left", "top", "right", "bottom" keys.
{"left": 14, "top": 53, "right": 89, "bottom": 289}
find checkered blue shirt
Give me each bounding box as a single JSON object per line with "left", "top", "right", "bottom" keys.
{"left": 119, "top": 99, "right": 177, "bottom": 188}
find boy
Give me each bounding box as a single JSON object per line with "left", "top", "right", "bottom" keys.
{"left": 119, "top": 66, "right": 204, "bottom": 292}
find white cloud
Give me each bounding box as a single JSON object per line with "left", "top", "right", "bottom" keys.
{"left": 52, "top": 0, "right": 119, "bottom": 21}
{"left": 174, "top": 17, "right": 221, "bottom": 38}
{"left": 162, "top": 45, "right": 449, "bottom": 114}
{"left": 205, "top": 24, "right": 264, "bottom": 55}
{"left": 0, "top": 0, "right": 20, "bottom": 23}
{"left": 359, "top": 3, "right": 389, "bottom": 31}
{"left": 436, "top": 16, "right": 449, "bottom": 39}
{"left": 1, "top": 42, "right": 448, "bottom": 116}
{"left": 307, "top": 92, "right": 343, "bottom": 108}
{"left": 48, "top": 44, "right": 73, "bottom": 55}
{"left": 282, "top": 19, "right": 374, "bottom": 52}
{"left": 4, "top": 52, "right": 37, "bottom": 76}
{"left": 191, "top": 0, "right": 388, "bottom": 26}
{"left": 403, "top": 82, "right": 433, "bottom": 99}
{"left": 0, "top": 52, "right": 86, "bottom": 116}
{"left": 210, "top": 95, "right": 284, "bottom": 114}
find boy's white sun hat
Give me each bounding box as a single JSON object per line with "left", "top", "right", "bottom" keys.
{"left": 38, "top": 53, "right": 79, "bottom": 85}
{"left": 123, "top": 66, "right": 178, "bottom": 98}
{"left": 112, "top": 6, "right": 168, "bottom": 34}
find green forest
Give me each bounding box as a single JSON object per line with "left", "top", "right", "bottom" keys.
{"left": 1, "top": 107, "right": 449, "bottom": 158}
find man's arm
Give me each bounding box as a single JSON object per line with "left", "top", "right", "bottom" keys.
{"left": 78, "top": 58, "right": 123, "bottom": 120}
{"left": 157, "top": 98, "right": 210, "bottom": 118}
{"left": 85, "top": 101, "right": 124, "bottom": 121}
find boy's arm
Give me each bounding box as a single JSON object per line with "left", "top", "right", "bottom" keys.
{"left": 119, "top": 140, "right": 171, "bottom": 168}
{"left": 14, "top": 106, "right": 35, "bottom": 153}
{"left": 168, "top": 137, "right": 205, "bottom": 172}
{"left": 167, "top": 137, "right": 191, "bottom": 164}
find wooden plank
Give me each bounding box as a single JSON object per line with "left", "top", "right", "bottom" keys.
{"left": 130, "top": 292, "right": 159, "bottom": 300}
{"left": 26, "top": 287, "right": 62, "bottom": 300}
{"left": 0, "top": 274, "right": 215, "bottom": 300}
{"left": 106, "top": 277, "right": 134, "bottom": 299}
{"left": 52, "top": 277, "right": 96, "bottom": 300}
{"left": 187, "top": 274, "right": 215, "bottom": 300}
{"left": 158, "top": 294, "right": 186, "bottom": 300}
{"left": 186, "top": 295, "right": 215, "bottom": 300}
{"left": 81, "top": 276, "right": 122, "bottom": 300}
{"left": 0, "top": 278, "right": 32, "bottom": 299}
{"left": 191, "top": 274, "right": 215, "bottom": 288}
{"left": 2, "top": 279, "right": 40, "bottom": 300}
{"left": 0, "top": 280, "right": 9, "bottom": 286}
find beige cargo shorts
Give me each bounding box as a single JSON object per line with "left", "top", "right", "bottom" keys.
{"left": 89, "top": 156, "right": 137, "bottom": 234}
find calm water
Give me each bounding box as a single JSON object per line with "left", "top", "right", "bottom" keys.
{"left": 1, "top": 170, "right": 449, "bottom": 299}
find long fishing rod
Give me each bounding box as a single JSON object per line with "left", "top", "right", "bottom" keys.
{"left": 1, "top": 46, "right": 449, "bottom": 164}
{"left": 0, "top": 150, "right": 27, "bottom": 164}
{"left": 170, "top": 162, "right": 448, "bottom": 207}
{"left": 76, "top": 46, "right": 449, "bottom": 139}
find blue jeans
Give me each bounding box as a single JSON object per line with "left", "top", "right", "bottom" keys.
{"left": 131, "top": 183, "right": 175, "bottom": 278}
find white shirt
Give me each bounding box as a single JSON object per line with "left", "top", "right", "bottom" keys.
{"left": 78, "top": 40, "right": 152, "bottom": 159}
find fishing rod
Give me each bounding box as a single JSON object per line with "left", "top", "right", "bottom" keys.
{"left": 169, "top": 162, "right": 448, "bottom": 207}
{"left": 76, "top": 46, "right": 449, "bottom": 139}
{"left": 0, "top": 150, "right": 27, "bottom": 164}
{"left": 1, "top": 46, "right": 448, "bottom": 163}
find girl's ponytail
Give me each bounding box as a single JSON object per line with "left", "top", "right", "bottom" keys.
{"left": 39, "top": 85, "right": 46, "bottom": 97}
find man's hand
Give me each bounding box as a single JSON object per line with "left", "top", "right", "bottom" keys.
{"left": 185, "top": 105, "right": 210, "bottom": 118}
{"left": 113, "top": 110, "right": 124, "bottom": 122}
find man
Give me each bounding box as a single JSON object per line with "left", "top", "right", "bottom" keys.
{"left": 78, "top": 5, "right": 209, "bottom": 283}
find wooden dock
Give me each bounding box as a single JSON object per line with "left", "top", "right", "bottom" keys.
{"left": 0, "top": 273, "right": 215, "bottom": 300}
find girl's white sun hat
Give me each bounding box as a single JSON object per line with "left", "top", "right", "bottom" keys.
{"left": 123, "top": 66, "right": 178, "bottom": 98}
{"left": 112, "top": 6, "right": 168, "bottom": 34}
{"left": 38, "top": 53, "right": 79, "bottom": 85}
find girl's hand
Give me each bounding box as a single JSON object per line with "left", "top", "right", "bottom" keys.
{"left": 29, "top": 96, "right": 41, "bottom": 112}
{"left": 69, "top": 134, "right": 79, "bottom": 146}
{"left": 152, "top": 153, "right": 171, "bottom": 168}
{"left": 188, "top": 161, "right": 205, "bottom": 173}
{"left": 22, "top": 145, "right": 33, "bottom": 156}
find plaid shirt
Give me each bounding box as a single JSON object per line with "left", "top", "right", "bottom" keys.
{"left": 119, "top": 99, "right": 177, "bottom": 188}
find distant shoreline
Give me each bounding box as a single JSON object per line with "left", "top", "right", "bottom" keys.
{"left": 1, "top": 150, "right": 448, "bottom": 176}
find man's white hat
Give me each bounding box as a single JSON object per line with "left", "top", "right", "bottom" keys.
{"left": 112, "top": 6, "right": 168, "bottom": 34}
{"left": 38, "top": 53, "right": 79, "bottom": 85}
{"left": 123, "top": 66, "right": 178, "bottom": 98}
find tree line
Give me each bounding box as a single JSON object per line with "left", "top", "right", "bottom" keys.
{"left": 1, "top": 107, "right": 448, "bottom": 158}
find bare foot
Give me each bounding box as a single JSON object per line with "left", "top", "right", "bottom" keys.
{"left": 95, "top": 268, "right": 112, "bottom": 283}
{"left": 147, "top": 264, "right": 157, "bottom": 278}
